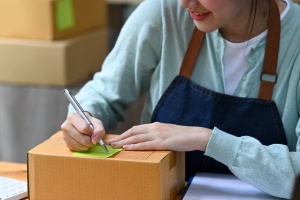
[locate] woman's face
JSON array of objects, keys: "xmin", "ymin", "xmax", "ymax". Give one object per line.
[{"xmin": 180, "ymin": 0, "xmax": 252, "ymax": 40}]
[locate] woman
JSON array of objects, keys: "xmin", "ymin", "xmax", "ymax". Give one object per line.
[{"xmin": 61, "ymin": 0, "xmax": 300, "ymax": 198}]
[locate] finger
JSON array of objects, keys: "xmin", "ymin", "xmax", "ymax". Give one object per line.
[
  {"xmin": 62, "ymin": 120, "xmax": 94, "ymax": 148},
  {"xmin": 89, "ymin": 117, "xmax": 106, "ymax": 145},
  {"xmin": 108, "ymin": 124, "xmax": 149, "ymax": 144},
  {"xmin": 111, "ymin": 132, "xmax": 154, "ymax": 148},
  {"xmin": 65, "ymin": 142, "xmax": 90, "ymax": 152},
  {"xmin": 123, "ymin": 140, "xmax": 164, "ymax": 151},
  {"xmin": 68, "ymin": 113, "xmax": 93, "ymax": 136},
  {"xmin": 62, "ymin": 132, "xmax": 91, "ymax": 151}
]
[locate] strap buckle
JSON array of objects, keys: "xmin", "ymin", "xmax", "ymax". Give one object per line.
[{"xmin": 260, "ymin": 72, "xmax": 277, "ymax": 83}]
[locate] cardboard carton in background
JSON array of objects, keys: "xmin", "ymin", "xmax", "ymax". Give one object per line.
[
  {"xmin": 28, "ymin": 132, "xmax": 185, "ymax": 200},
  {"xmin": 294, "ymin": 0, "xmax": 300, "ymax": 4},
  {"xmin": 0, "ymin": 0, "xmax": 107, "ymax": 40},
  {"xmin": 0, "ymin": 28, "xmax": 108, "ymax": 86}
]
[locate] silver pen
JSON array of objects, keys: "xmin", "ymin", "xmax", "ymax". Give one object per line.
[{"xmin": 63, "ymin": 89, "xmax": 109, "ymax": 153}]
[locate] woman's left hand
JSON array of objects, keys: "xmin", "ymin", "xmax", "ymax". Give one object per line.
[{"xmin": 108, "ymin": 122, "xmax": 212, "ymax": 152}]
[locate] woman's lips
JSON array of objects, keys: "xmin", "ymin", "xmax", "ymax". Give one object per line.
[{"xmin": 189, "ymin": 11, "xmax": 210, "ymax": 21}]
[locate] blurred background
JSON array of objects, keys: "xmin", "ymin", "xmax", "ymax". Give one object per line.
[
  {"xmin": 1, "ymin": 0, "xmax": 300, "ymax": 164},
  {"xmin": 0, "ymin": 0, "xmax": 143, "ymax": 163}
]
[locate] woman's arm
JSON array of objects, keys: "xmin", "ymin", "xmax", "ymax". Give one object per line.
[
  {"xmin": 67, "ymin": 0, "xmax": 163, "ymax": 131},
  {"xmin": 205, "ymin": 126, "xmax": 300, "ymax": 199}
]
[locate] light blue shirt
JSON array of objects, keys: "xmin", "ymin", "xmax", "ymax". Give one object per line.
[{"xmin": 69, "ymin": 0, "xmax": 300, "ymax": 198}]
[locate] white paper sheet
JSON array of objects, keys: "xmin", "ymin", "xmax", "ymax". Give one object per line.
[{"xmin": 182, "ymin": 173, "xmax": 281, "ymax": 200}]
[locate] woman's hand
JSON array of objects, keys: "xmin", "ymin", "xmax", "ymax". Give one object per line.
[
  {"xmin": 108, "ymin": 122, "xmax": 212, "ymax": 152},
  {"xmin": 61, "ymin": 112, "xmax": 105, "ymax": 152}
]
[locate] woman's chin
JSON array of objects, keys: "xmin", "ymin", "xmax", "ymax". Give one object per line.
[{"xmin": 194, "ymin": 22, "xmax": 218, "ymax": 33}]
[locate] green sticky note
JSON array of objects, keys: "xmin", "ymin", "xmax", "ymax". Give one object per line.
[
  {"xmin": 55, "ymin": 0, "xmax": 75, "ymax": 32},
  {"xmin": 73, "ymin": 145, "xmax": 123, "ymax": 158}
]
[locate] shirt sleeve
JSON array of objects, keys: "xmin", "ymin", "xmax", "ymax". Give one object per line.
[
  {"xmin": 205, "ymin": 25, "xmax": 300, "ymax": 199},
  {"xmin": 68, "ymin": 0, "xmax": 162, "ymax": 131},
  {"xmin": 205, "ymin": 124, "xmax": 300, "ymax": 199}
]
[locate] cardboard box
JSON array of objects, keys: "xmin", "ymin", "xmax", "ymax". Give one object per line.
[
  {"xmin": 294, "ymin": 0, "xmax": 300, "ymax": 4},
  {"xmin": 28, "ymin": 132, "xmax": 185, "ymax": 200},
  {"xmin": 0, "ymin": 28, "xmax": 108, "ymax": 86},
  {"xmin": 0, "ymin": 0, "xmax": 107, "ymax": 40}
]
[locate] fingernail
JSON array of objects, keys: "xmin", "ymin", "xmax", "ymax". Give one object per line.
[
  {"xmin": 108, "ymin": 137, "xmax": 118, "ymax": 143},
  {"xmin": 108, "ymin": 138, "xmax": 117, "ymax": 143},
  {"xmin": 92, "ymin": 134, "xmax": 100, "ymax": 145},
  {"xmin": 123, "ymin": 145, "xmax": 132, "ymax": 150},
  {"xmin": 111, "ymin": 142, "xmax": 119, "ymax": 147}
]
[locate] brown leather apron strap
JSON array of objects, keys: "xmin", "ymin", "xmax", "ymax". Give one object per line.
[
  {"xmin": 259, "ymin": 0, "xmax": 281, "ymax": 101},
  {"xmin": 180, "ymin": 28, "xmax": 204, "ymax": 79},
  {"xmin": 180, "ymin": 0, "xmax": 280, "ymax": 101}
]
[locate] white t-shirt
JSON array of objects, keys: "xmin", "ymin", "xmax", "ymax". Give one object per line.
[{"xmin": 223, "ymin": 0, "xmax": 289, "ymax": 95}]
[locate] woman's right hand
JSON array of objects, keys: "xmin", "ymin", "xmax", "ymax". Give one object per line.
[{"xmin": 61, "ymin": 112, "xmax": 106, "ymax": 152}]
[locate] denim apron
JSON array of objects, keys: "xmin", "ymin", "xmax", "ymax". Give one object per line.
[{"xmin": 151, "ymin": 0, "xmax": 287, "ymax": 179}]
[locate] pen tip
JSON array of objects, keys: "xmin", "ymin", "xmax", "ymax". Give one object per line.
[{"xmin": 104, "ymin": 145, "xmax": 109, "ymax": 154}]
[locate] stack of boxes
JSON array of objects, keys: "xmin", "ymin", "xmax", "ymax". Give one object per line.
[{"xmin": 0, "ymin": 0, "xmax": 108, "ymax": 86}]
